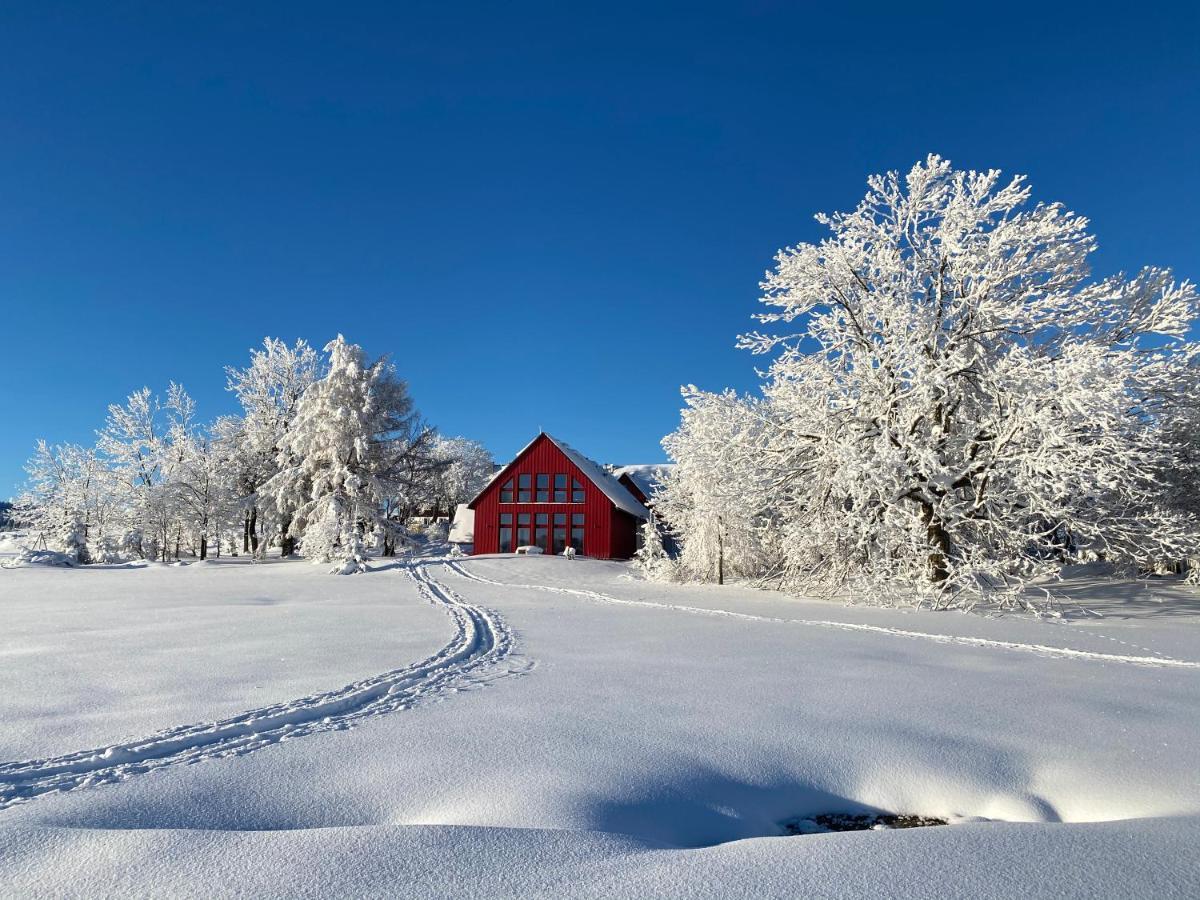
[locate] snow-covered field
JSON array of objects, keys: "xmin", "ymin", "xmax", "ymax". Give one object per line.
[{"xmin": 2, "ymin": 548, "xmax": 1200, "ymax": 898}]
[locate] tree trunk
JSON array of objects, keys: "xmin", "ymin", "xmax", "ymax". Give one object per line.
[
  {"xmin": 199, "ymin": 535, "xmax": 208, "ymax": 560},
  {"xmin": 716, "ymin": 518, "xmax": 724, "ymax": 586},
  {"xmin": 243, "ymin": 513, "xmax": 250, "ymax": 553},
  {"xmin": 920, "ymin": 502, "xmax": 951, "ymax": 583},
  {"xmin": 249, "ymin": 507, "xmax": 259, "ymax": 553},
  {"xmin": 280, "ymin": 514, "xmax": 296, "ymax": 557}
]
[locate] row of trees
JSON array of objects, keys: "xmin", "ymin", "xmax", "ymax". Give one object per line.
[
  {"xmin": 19, "ymin": 336, "xmax": 492, "ymax": 571},
  {"xmin": 652, "ymin": 156, "xmax": 1200, "ymax": 607}
]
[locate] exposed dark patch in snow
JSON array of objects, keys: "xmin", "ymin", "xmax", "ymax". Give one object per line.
[{"xmin": 783, "ymin": 813, "xmax": 949, "ymax": 834}]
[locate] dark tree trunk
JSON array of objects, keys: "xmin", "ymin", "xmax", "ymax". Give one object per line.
[
  {"xmin": 921, "ymin": 502, "xmax": 951, "ymax": 583},
  {"xmin": 716, "ymin": 517, "xmax": 724, "ymax": 586},
  {"xmin": 243, "ymin": 513, "xmax": 250, "ymax": 553},
  {"xmin": 249, "ymin": 508, "xmax": 259, "ymax": 553},
  {"xmin": 280, "ymin": 514, "xmax": 296, "ymax": 557},
  {"xmin": 199, "ymin": 536, "xmax": 208, "ymax": 560}
]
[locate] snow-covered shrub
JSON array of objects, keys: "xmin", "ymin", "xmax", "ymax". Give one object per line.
[
  {"xmin": 663, "ymin": 155, "xmax": 1200, "ymax": 608},
  {"xmin": 633, "ymin": 516, "xmax": 675, "ymax": 582},
  {"xmin": 421, "ymin": 518, "xmax": 449, "ymax": 541},
  {"xmin": 90, "ymin": 534, "xmax": 126, "ymax": 564},
  {"xmin": 58, "ymin": 514, "xmax": 91, "ymax": 566},
  {"xmin": 301, "ymin": 493, "xmax": 369, "ymax": 574}
]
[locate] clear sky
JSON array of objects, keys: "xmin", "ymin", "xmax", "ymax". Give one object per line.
[{"xmin": 1, "ymin": 1, "xmax": 1197, "ymax": 496}]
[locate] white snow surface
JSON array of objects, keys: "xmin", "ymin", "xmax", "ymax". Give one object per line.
[{"xmin": 2, "ymin": 553, "xmax": 1200, "ymax": 898}]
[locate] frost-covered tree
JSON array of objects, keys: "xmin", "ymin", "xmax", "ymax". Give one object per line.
[
  {"xmin": 161, "ymin": 385, "xmax": 234, "ymax": 560},
  {"xmin": 1161, "ymin": 361, "xmax": 1200, "ymax": 580},
  {"xmin": 667, "ymin": 155, "xmax": 1199, "ymax": 607},
  {"xmin": 224, "ymin": 338, "xmax": 321, "ymax": 555},
  {"xmin": 632, "ymin": 514, "xmax": 674, "ymax": 581},
  {"xmin": 657, "ymin": 388, "xmax": 784, "ymax": 584},
  {"xmin": 424, "ymin": 436, "xmax": 494, "ymax": 519},
  {"xmin": 20, "ymin": 441, "xmax": 108, "ymax": 564},
  {"xmin": 260, "ymin": 335, "xmax": 425, "ymax": 572}
]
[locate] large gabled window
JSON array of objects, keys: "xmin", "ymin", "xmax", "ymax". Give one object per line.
[
  {"xmin": 500, "ymin": 479, "xmax": 514, "ymax": 503},
  {"xmin": 572, "ymin": 478, "xmax": 585, "ymax": 504},
  {"xmin": 536, "ymin": 473, "xmax": 550, "ymax": 502},
  {"xmin": 518, "ymin": 474, "xmax": 532, "ymax": 503}
]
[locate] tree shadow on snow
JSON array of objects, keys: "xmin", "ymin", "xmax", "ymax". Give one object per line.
[{"xmin": 573, "ymin": 766, "xmax": 897, "ymax": 849}]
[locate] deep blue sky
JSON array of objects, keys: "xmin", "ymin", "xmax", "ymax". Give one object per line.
[{"xmin": 1, "ymin": 1, "xmax": 1197, "ymax": 497}]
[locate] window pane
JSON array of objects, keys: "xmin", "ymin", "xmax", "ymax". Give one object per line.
[
  {"xmin": 554, "ymin": 513, "xmax": 566, "ymax": 525},
  {"xmin": 554, "ymin": 490, "xmax": 567, "ymax": 502},
  {"xmin": 499, "ymin": 527, "xmax": 512, "ymax": 553},
  {"xmin": 572, "ymin": 514, "xmax": 584, "ymax": 526},
  {"xmin": 503, "ymin": 479, "xmax": 514, "ymax": 489},
  {"xmin": 554, "ymin": 474, "xmax": 567, "ymax": 489},
  {"xmin": 572, "ymin": 491, "xmax": 585, "ymax": 503},
  {"xmin": 536, "ymin": 489, "xmax": 550, "ymax": 502},
  {"xmin": 518, "ymin": 513, "xmax": 530, "ymax": 524},
  {"xmin": 570, "ymin": 528, "xmax": 584, "ymax": 552},
  {"xmin": 501, "ymin": 490, "xmax": 513, "ymax": 503},
  {"xmin": 535, "ymin": 513, "xmax": 548, "ymax": 525},
  {"xmin": 500, "ymin": 513, "xmax": 512, "ymax": 524},
  {"xmin": 535, "ymin": 527, "xmax": 548, "ymax": 550},
  {"xmin": 519, "ymin": 474, "xmax": 531, "ymax": 488},
  {"xmin": 553, "ymin": 528, "xmax": 567, "ymax": 554},
  {"xmin": 517, "ymin": 527, "xmax": 530, "ymax": 545},
  {"xmin": 537, "ymin": 474, "xmax": 549, "ymax": 489},
  {"xmin": 518, "ymin": 490, "xmax": 531, "ymax": 502},
  {"xmin": 572, "ymin": 479, "xmax": 583, "ymax": 489}
]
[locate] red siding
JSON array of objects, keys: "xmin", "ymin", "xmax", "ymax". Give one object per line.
[
  {"xmin": 610, "ymin": 509, "xmax": 639, "ymax": 560},
  {"xmin": 470, "ymin": 434, "xmax": 633, "ymax": 559}
]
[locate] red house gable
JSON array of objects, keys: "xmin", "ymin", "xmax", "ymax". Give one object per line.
[{"xmin": 468, "ymin": 433, "xmax": 648, "ymax": 559}]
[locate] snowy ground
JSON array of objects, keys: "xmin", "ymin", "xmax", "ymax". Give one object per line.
[{"xmin": 2, "ymin": 547, "xmax": 1200, "ymax": 898}]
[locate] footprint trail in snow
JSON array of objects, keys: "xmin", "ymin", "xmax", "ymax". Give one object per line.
[
  {"xmin": 0, "ymin": 561, "xmax": 526, "ymax": 811},
  {"xmin": 445, "ymin": 561, "xmax": 1200, "ymax": 670}
]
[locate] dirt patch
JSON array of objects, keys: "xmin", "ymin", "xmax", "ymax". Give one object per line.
[{"xmin": 783, "ymin": 813, "xmax": 948, "ymax": 834}]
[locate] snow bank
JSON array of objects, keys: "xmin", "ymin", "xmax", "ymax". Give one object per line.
[
  {"xmin": 3, "ymin": 548, "xmax": 77, "ymax": 569},
  {"xmin": 2, "ymin": 555, "xmax": 1199, "ymax": 896}
]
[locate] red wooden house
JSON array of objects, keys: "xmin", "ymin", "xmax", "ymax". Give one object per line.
[{"xmin": 468, "ymin": 433, "xmax": 649, "ymax": 559}]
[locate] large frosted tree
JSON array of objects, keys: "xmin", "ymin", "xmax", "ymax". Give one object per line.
[
  {"xmin": 668, "ymin": 155, "xmax": 1199, "ymax": 606},
  {"xmin": 260, "ymin": 335, "xmax": 423, "ymax": 572},
  {"xmin": 224, "ymin": 338, "xmax": 321, "ymax": 555}
]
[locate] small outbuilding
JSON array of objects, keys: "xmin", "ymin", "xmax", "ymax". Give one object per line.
[
  {"xmin": 448, "ymin": 503, "xmax": 475, "ymax": 551},
  {"xmin": 467, "ymin": 433, "xmax": 649, "ymax": 559}
]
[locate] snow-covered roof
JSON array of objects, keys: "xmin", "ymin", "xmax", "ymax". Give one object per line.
[
  {"xmin": 611, "ymin": 464, "xmax": 674, "ymax": 502},
  {"xmin": 546, "ymin": 435, "xmax": 649, "ymax": 518},
  {"xmin": 467, "ymin": 433, "xmax": 649, "ymax": 519},
  {"xmin": 448, "ymin": 505, "xmax": 474, "ymax": 544}
]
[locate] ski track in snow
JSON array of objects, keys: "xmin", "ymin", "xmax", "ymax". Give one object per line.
[
  {"xmin": 0, "ymin": 562, "xmax": 525, "ymax": 811},
  {"xmin": 445, "ymin": 561, "xmax": 1200, "ymax": 671}
]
